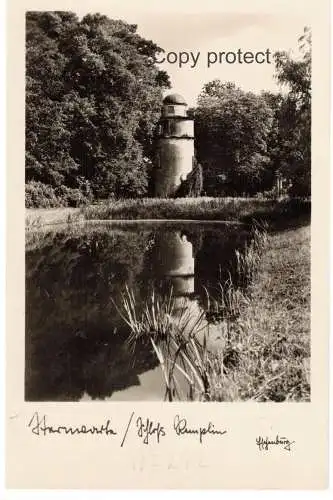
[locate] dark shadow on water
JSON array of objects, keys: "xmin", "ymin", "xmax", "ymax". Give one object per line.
[{"xmin": 25, "ymin": 222, "xmax": 250, "ymax": 401}]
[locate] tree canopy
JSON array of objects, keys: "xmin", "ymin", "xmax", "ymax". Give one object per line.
[
  {"xmin": 26, "ymin": 17, "xmax": 311, "ymax": 205},
  {"xmin": 273, "ymin": 27, "xmax": 311, "ymax": 196},
  {"xmin": 194, "ymin": 81, "xmax": 273, "ymax": 195},
  {"xmin": 26, "ymin": 11, "xmax": 170, "ymax": 204},
  {"xmin": 192, "ymin": 28, "xmax": 311, "ymax": 197}
]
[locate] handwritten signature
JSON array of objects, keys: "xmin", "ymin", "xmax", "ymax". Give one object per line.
[
  {"xmin": 27, "ymin": 412, "xmax": 227, "ymax": 446},
  {"xmin": 174, "ymin": 415, "xmax": 227, "ymax": 444},
  {"xmin": 28, "ymin": 412, "xmax": 117, "ymax": 437},
  {"xmin": 136, "ymin": 416, "xmax": 166, "ymax": 445},
  {"xmin": 256, "ymin": 435, "xmax": 295, "ymax": 451}
]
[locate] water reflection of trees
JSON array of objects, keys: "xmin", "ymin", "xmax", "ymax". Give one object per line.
[
  {"xmin": 25, "ymin": 229, "xmax": 159, "ymax": 401},
  {"xmin": 194, "ymin": 226, "xmax": 249, "ymax": 303},
  {"xmin": 26, "ymin": 224, "xmax": 249, "ymax": 401},
  {"xmin": 142, "ymin": 225, "xmax": 249, "ymax": 304}
]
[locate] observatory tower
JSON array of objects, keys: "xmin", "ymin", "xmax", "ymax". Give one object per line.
[{"xmin": 155, "ymin": 93, "xmax": 194, "ymax": 197}]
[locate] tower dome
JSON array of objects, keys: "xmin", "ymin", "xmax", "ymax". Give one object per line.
[
  {"xmin": 162, "ymin": 93, "xmax": 188, "ymax": 119},
  {"xmin": 163, "ymin": 93, "xmax": 187, "ymax": 106}
]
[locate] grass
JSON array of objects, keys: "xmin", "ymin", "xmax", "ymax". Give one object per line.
[
  {"xmin": 117, "ymin": 223, "xmax": 310, "ymax": 402},
  {"xmin": 213, "ymin": 224, "xmax": 311, "ymax": 402},
  {"xmin": 26, "ymin": 196, "xmax": 310, "ymax": 229},
  {"xmin": 82, "ymin": 197, "xmax": 265, "ymax": 221},
  {"xmin": 82, "ymin": 196, "xmax": 310, "ymax": 223},
  {"xmin": 25, "ymin": 195, "xmax": 311, "ymax": 401},
  {"xmin": 25, "ymin": 207, "xmax": 83, "ymax": 229}
]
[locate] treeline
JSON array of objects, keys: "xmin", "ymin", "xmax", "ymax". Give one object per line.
[
  {"xmin": 25, "ymin": 12, "xmax": 311, "ymax": 207},
  {"xmin": 193, "ymin": 27, "xmax": 311, "ymax": 198},
  {"xmin": 25, "ymin": 11, "xmax": 170, "ymax": 207}
]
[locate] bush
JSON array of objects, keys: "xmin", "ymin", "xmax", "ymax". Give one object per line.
[
  {"xmin": 25, "ymin": 181, "xmax": 64, "ymax": 208},
  {"xmin": 56, "ymin": 185, "xmax": 93, "ymax": 208},
  {"xmin": 26, "ymin": 181, "xmax": 93, "ymax": 208},
  {"xmin": 175, "ymin": 162, "xmax": 203, "ymax": 198}
]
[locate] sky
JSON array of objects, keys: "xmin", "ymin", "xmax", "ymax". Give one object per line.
[{"xmin": 75, "ymin": 3, "xmax": 310, "ymax": 106}]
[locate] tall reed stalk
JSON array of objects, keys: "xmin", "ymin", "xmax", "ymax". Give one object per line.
[
  {"xmin": 116, "ymin": 225, "xmax": 269, "ymax": 401},
  {"xmin": 235, "ymin": 222, "xmax": 268, "ymax": 287}
]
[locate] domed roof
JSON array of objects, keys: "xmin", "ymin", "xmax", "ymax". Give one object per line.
[{"xmin": 163, "ymin": 93, "xmax": 187, "ymax": 105}]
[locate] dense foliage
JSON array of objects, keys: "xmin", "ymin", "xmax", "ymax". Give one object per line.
[
  {"xmin": 26, "ymin": 14, "xmax": 311, "ymax": 205},
  {"xmin": 273, "ymin": 27, "xmax": 311, "ymax": 196},
  {"xmin": 194, "ymin": 28, "xmax": 311, "ymax": 197},
  {"xmin": 194, "ymin": 81, "xmax": 273, "ymax": 196},
  {"xmin": 26, "ymin": 11, "xmax": 170, "ymax": 206}
]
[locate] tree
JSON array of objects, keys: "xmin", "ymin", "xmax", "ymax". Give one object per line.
[
  {"xmin": 26, "ymin": 11, "xmax": 170, "ymax": 204},
  {"xmin": 273, "ymin": 27, "xmax": 311, "ymax": 196},
  {"xmin": 174, "ymin": 158, "xmax": 203, "ymax": 197},
  {"xmin": 260, "ymin": 91, "xmax": 288, "ymax": 193},
  {"xmin": 194, "ymin": 81, "xmax": 273, "ymax": 195}
]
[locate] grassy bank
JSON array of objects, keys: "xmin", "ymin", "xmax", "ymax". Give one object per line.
[
  {"xmin": 211, "ymin": 224, "xmax": 311, "ymax": 401},
  {"xmin": 82, "ymin": 197, "xmax": 269, "ymax": 220},
  {"xmin": 118, "ymin": 223, "xmax": 310, "ymax": 402},
  {"xmin": 26, "ymin": 207, "xmax": 83, "ymax": 229},
  {"xmin": 26, "ymin": 196, "xmax": 311, "ymax": 229},
  {"xmin": 83, "ymin": 197, "xmax": 310, "ymax": 225}
]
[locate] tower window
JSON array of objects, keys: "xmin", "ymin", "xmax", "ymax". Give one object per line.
[{"xmin": 167, "ymin": 105, "xmax": 175, "ymax": 114}]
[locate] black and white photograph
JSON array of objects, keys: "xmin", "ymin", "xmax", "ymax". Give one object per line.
[
  {"xmin": 5, "ymin": 0, "xmax": 332, "ymax": 491},
  {"xmin": 24, "ymin": 7, "xmax": 312, "ymax": 404}
]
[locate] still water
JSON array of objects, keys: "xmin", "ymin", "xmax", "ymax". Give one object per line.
[{"xmin": 25, "ymin": 221, "xmax": 249, "ymax": 401}]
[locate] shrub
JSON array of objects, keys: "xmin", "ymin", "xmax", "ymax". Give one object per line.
[
  {"xmin": 26, "ymin": 181, "xmax": 94, "ymax": 208},
  {"xmin": 55, "ymin": 185, "xmax": 93, "ymax": 208},
  {"xmin": 25, "ymin": 181, "xmax": 64, "ymax": 208}
]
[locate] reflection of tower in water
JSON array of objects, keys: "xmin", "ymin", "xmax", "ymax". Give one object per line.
[
  {"xmin": 152, "ymin": 231, "xmax": 200, "ymax": 319},
  {"xmin": 149, "ymin": 228, "xmax": 226, "ymax": 363}
]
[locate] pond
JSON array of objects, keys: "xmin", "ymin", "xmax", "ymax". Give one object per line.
[{"xmin": 25, "ymin": 221, "xmax": 250, "ymax": 401}]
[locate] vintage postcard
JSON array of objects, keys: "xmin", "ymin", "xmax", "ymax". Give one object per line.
[{"xmin": 6, "ymin": 0, "xmax": 330, "ymax": 490}]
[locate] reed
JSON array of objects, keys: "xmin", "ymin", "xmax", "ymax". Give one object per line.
[
  {"xmin": 115, "ymin": 286, "xmax": 211, "ymax": 401},
  {"xmin": 115, "ymin": 225, "xmax": 268, "ymax": 401},
  {"xmin": 116, "ymin": 223, "xmax": 310, "ymax": 402},
  {"xmin": 235, "ymin": 222, "xmax": 268, "ymax": 287}
]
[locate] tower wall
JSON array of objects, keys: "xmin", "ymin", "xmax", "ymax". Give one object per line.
[
  {"xmin": 160, "ymin": 118, "xmax": 194, "ymax": 138},
  {"xmin": 155, "ymin": 137, "xmax": 194, "ymax": 197}
]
